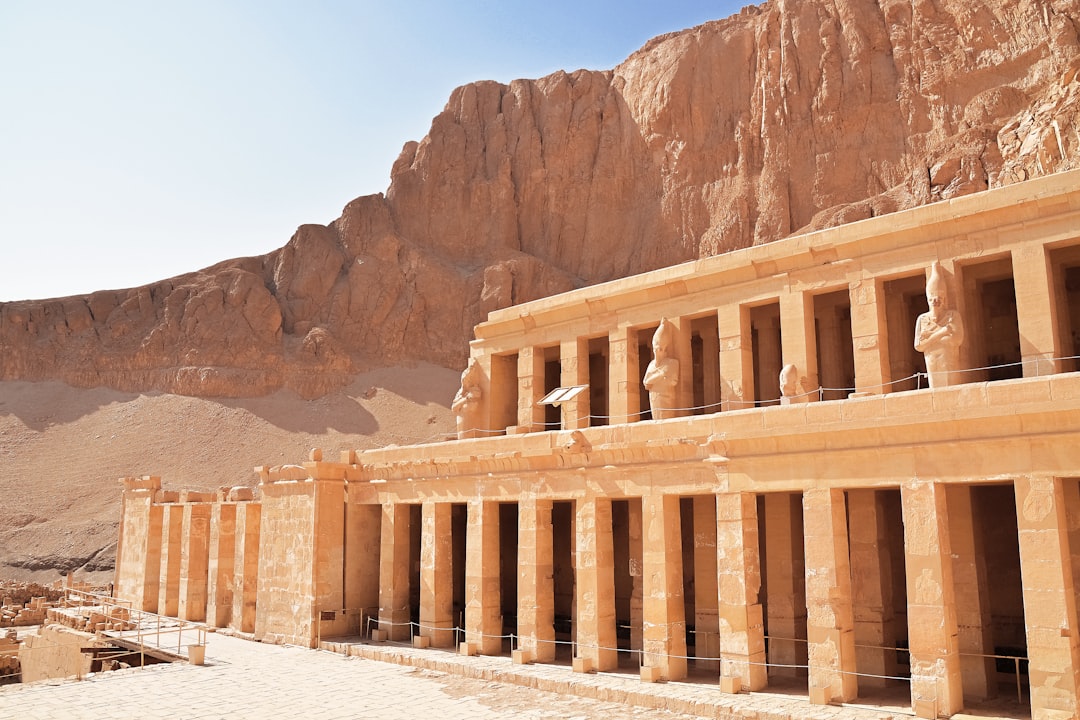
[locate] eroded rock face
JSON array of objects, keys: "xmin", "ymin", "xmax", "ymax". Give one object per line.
[{"xmin": 2, "ymin": 0, "xmax": 1078, "ymax": 397}]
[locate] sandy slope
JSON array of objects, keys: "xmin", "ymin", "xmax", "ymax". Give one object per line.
[{"xmin": 0, "ymin": 363, "xmax": 460, "ymax": 583}]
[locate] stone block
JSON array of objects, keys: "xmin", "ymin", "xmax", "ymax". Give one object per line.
[
  {"xmin": 808, "ymin": 684, "xmax": 831, "ymax": 705},
  {"xmin": 370, "ymin": 629, "xmax": 387, "ymax": 642},
  {"xmin": 511, "ymin": 649, "xmax": 532, "ymax": 665},
  {"xmin": 640, "ymin": 665, "xmax": 663, "ymax": 683},
  {"xmin": 572, "ymin": 656, "xmax": 594, "ymax": 674},
  {"xmin": 719, "ymin": 674, "xmax": 741, "ymax": 694},
  {"xmin": 412, "ymin": 635, "xmax": 430, "ymax": 649},
  {"xmin": 458, "ymin": 642, "xmax": 477, "ymax": 656}
]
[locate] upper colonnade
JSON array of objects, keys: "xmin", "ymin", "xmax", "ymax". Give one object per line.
[{"xmin": 455, "ymin": 169, "xmax": 1080, "ymax": 438}]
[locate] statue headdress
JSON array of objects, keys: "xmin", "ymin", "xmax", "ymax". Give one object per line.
[
  {"xmin": 926, "ymin": 261, "xmax": 948, "ymax": 299},
  {"xmin": 652, "ymin": 317, "xmax": 674, "ymax": 350}
]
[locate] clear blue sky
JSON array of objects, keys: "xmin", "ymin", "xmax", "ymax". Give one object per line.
[{"xmin": 0, "ymin": 1, "xmax": 748, "ymax": 302}]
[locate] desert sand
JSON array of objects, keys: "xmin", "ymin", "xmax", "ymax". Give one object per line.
[{"xmin": 0, "ymin": 364, "xmax": 460, "ymax": 582}]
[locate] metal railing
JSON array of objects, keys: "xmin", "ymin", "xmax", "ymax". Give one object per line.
[{"xmin": 64, "ymin": 588, "xmax": 208, "ymax": 663}]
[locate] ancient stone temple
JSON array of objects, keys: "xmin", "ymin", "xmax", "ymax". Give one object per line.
[{"xmin": 114, "ymin": 170, "xmax": 1080, "ymax": 719}]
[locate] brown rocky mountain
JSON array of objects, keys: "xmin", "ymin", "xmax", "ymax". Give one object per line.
[
  {"xmin": 1, "ymin": 0, "xmax": 1079, "ymax": 577},
  {"xmin": 2, "ymin": 0, "xmax": 1078, "ymax": 399}
]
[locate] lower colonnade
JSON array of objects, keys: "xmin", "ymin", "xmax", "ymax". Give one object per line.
[{"xmin": 115, "ymin": 372, "xmax": 1080, "ymax": 720}]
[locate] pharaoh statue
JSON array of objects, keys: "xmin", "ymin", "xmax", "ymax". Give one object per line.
[
  {"xmin": 451, "ymin": 358, "xmax": 483, "ymax": 439},
  {"xmin": 643, "ymin": 318, "xmax": 680, "ymax": 420},
  {"xmin": 779, "ymin": 363, "xmax": 802, "ymax": 405},
  {"xmin": 914, "ymin": 261, "xmax": 965, "ymax": 388}
]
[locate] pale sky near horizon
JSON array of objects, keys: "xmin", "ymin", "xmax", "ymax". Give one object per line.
[{"xmin": 0, "ymin": 1, "xmax": 747, "ymax": 303}]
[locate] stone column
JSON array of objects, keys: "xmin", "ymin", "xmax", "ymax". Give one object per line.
[
  {"xmin": 206, "ymin": 502, "xmax": 237, "ymax": 628},
  {"xmin": 755, "ymin": 314, "xmax": 783, "ymax": 404},
  {"xmin": 178, "ymin": 503, "xmax": 211, "ymax": 622},
  {"xmin": 516, "ymin": 497, "xmax": 555, "ymax": 663},
  {"xmin": 464, "ymin": 500, "xmax": 502, "ymax": 655},
  {"xmin": 629, "ymin": 498, "xmax": 644, "ymax": 653},
  {"xmin": 640, "ymin": 494, "xmax": 688, "ymax": 681},
  {"xmin": 945, "ymin": 485, "xmax": 995, "ymax": 701},
  {"xmin": 609, "ymin": 325, "xmax": 640, "ymax": 424},
  {"xmin": 560, "ymin": 337, "xmax": 590, "ymax": 429},
  {"xmin": 763, "ymin": 493, "xmax": 807, "ymax": 677},
  {"xmin": 694, "ymin": 496, "xmax": 720, "ymax": 672},
  {"xmin": 901, "ymin": 480, "xmax": 963, "ymax": 718},
  {"xmin": 780, "ymin": 290, "xmax": 818, "ymax": 400},
  {"xmin": 344, "ymin": 501, "xmax": 381, "ymax": 637},
  {"xmin": 1012, "ymin": 245, "xmax": 1063, "ymax": 376},
  {"xmin": 803, "ymin": 488, "xmax": 857, "ymax": 704},
  {"xmin": 312, "ymin": 474, "xmax": 347, "ymax": 641},
  {"xmin": 574, "ymin": 496, "xmax": 618, "ymax": 672},
  {"xmin": 114, "ymin": 477, "xmax": 163, "ymax": 612},
  {"xmin": 701, "ymin": 322, "xmax": 722, "ymax": 413},
  {"xmin": 378, "ymin": 503, "xmax": 412, "ymax": 641},
  {"xmin": 848, "ymin": 490, "xmax": 898, "ymax": 688},
  {"xmin": 232, "ymin": 502, "xmax": 260, "ymax": 634},
  {"xmin": 158, "ymin": 504, "xmax": 184, "ymax": 618},
  {"xmin": 669, "ymin": 315, "xmax": 694, "ymax": 417},
  {"xmin": 718, "ymin": 305, "xmax": 753, "ymax": 410},
  {"xmin": 143, "ymin": 504, "xmax": 164, "ymax": 614},
  {"xmin": 849, "ymin": 277, "xmax": 891, "ymax": 394},
  {"xmin": 518, "ymin": 346, "xmax": 546, "ymax": 432},
  {"xmin": 716, "ymin": 493, "xmax": 767, "ymax": 692},
  {"xmin": 1014, "ymin": 476, "xmax": 1080, "ymax": 719},
  {"xmin": 420, "ymin": 501, "xmax": 455, "ymax": 648}
]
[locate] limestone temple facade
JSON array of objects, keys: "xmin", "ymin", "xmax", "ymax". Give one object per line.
[{"xmin": 114, "ymin": 170, "xmax": 1080, "ymax": 719}]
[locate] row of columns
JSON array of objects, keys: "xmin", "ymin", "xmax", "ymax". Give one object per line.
[
  {"xmin": 115, "ymin": 494, "xmax": 261, "ymax": 633},
  {"xmin": 374, "ymin": 478, "xmax": 1080, "ymax": 719},
  {"xmin": 491, "ymin": 245, "xmax": 1066, "ymax": 432}
]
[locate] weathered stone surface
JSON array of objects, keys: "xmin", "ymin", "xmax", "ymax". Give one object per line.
[{"xmin": 1, "ymin": 0, "xmax": 1077, "ymax": 397}]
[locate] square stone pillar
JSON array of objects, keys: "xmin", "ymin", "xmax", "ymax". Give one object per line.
[
  {"xmin": 465, "ymin": 500, "xmax": 502, "ymax": 655},
  {"xmin": 206, "ymin": 503, "xmax": 237, "ymax": 628},
  {"xmin": 1012, "ymin": 245, "xmax": 1063, "ymax": 376},
  {"xmin": 379, "ymin": 503, "xmax": 413, "ymax": 641},
  {"xmin": 344, "ymin": 501, "xmax": 381, "ymax": 636},
  {"xmin": 629, "ymin": 498, "xmax": 644, "ymax": 653},
  {"xmin": 847, "ymin": 490, "xmax": 898, "ymax": 688},
  {"xmin": 158, "ymin": 504, "xmax": 184, "ymax": 618},
  {"xmin": 517, "ymin": 497, "xmax": 555, "ymax": 663},
  {"xmin": 518, "ymin": 346, "xmax": 546, "ymax": 431},
  {"xmin": 693, "ymin": 496, "xmax": 720, "ymax": 671},
  {"xmin": 780, "ymin": 290, "xmax": 818, "ymax": 400},
  {"xmin": 575, "ymin": 496, "xmax": 618, "ymax": 672},
  {"xmin": 849, "ymin": 277, "xmax": 891, "ymax": 394},
  {"xmin": 803, "ymin": 488, "xmax": 857, "ymax": 704},
  {"xmin": 641, "ymin": 494, "xmax": 688, "ymax": 680},
  {"xmin": 1014, "ymin": 476, "xmax": 1080, "ymax": 719},
  {"xmin": 178, "ymin": 503, "xmax": 211, "ymax": 622},
  {"xmin": 114, "ymin": 478, "xmax": 164, "ymax": 613},
  {"xmin": 945, "ymin": 485, "xmax": 995, "ymax": 701},
  {"xmin": 700, "ymin": 322, "xmax": 721, "ymax": 413},
  {"xmin": 420, "ymin": 501, "xmax": 455, "ymax": 648},
  {"xmin": 560, "ymin": 337, "xmax": 590, "ymax": 429},
  {"xmin": 669, "ymin": 315, "xmax": 695, "ymax": 417},
  {"xmin": 718, "ymin": 305, "xmax": 753, "ymax": 410},
  {"xmin": 716, "ymin": 493, "xmax": 767, "ymax": 692},
  {"xmin": 901, "ymin": 480, "xmax": 963, "ymax": 718},
  {"xmin": 763, "ymin": 493, "xmax": 807, "ymax": 677},
  {"xmin": 231, "ymin": 502, "xmax": 260, "ymax": 634},
  {"xmin": 609, "ymin": 325, "xmax": 640, "ymax": 424}
]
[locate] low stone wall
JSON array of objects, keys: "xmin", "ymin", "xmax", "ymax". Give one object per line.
[{"xmin": 18, "ymin": 624, "xmax": 103, "ymax": 683}]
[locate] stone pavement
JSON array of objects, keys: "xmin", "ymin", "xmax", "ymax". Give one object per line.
[{"xmin": 0, "ymin": 630, "xmax": 1016, "ymax": 720}]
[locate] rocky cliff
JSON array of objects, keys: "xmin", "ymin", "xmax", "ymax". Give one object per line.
[{"xmin": 2, "ymin": 0, "xmax": 1078, "ymax": 397}]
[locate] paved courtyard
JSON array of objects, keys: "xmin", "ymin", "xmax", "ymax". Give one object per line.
[{"xmin": 0, "ymin": 630, "xmax": 1021, "ymax": 720}]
